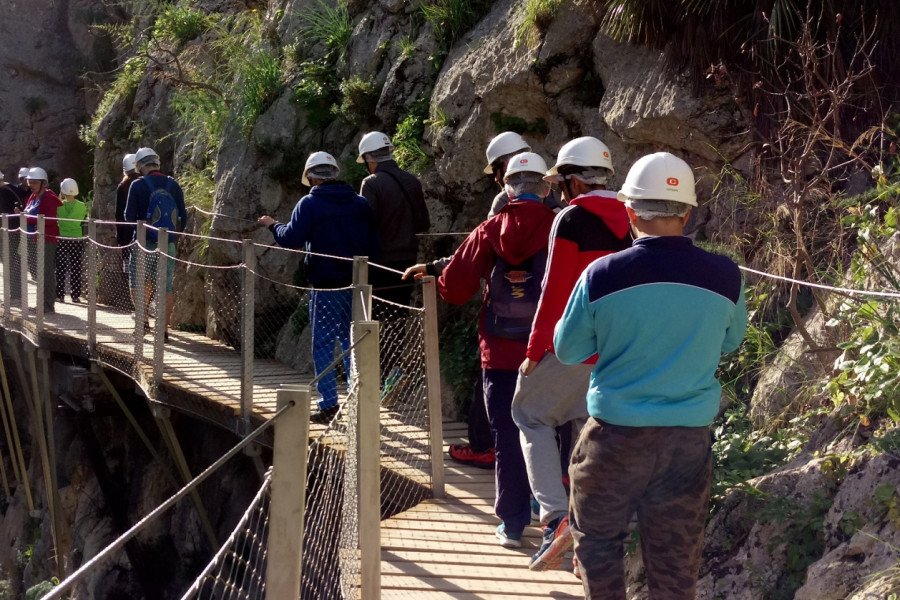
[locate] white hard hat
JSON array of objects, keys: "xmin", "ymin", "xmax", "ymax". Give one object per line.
[
  {"xmin": 356, "ymin": 131, "xmax": 393, "ymax": 163},
  {"xmin": 302, "ymin": 152, "xmax": 340, "ymax": 186},
  {"xmin": 123, "ymin": 153, "xmax": 137, "ymax": 173},
  {"xmin": 27, "ymin": 167, "xmax": 48, "ymax": 182},
  {"xmin": 617, "ymin": 152, "xmax": 697, "ymax": 207},
  {"xmin": 545, "ymin": 136, "xmax": 614, "ymax": 177},
  {"xmin": 18, "ymin": 167, "xmax": 30, "ymax": 180},
  {"xmin": 60, "ymin": 178, "xmax": 79, "ymax": 197},
  {"xmin": 484, "ymin": 132, "xmax": 531, "ymax": 174},
  {"xmin": 503, "ymin": 152, "xmax": 549, "ymax": 182},
  {"xmin": 135, "ymin": 147, "xmax": 160, "ymax": 168}
]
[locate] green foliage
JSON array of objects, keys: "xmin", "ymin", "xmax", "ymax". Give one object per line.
[
  {"xmin": 439, "ymin": 313, "xmax": 480, "ymax": 407},
  {"xmin": 292, "ymin": 61, "xmax": 341, "ymax": 130},
  {"xmin": 153, "ymin": 5, "xmax": 208, "ymax": 44},
  {"xmin": 515, "ymin": 0, "xmax": 562, "ymax": 48},
  {"xmin": 490, "ymin": 112, "xmax": 548, "ymax": 136},
  {"xmin": 419, "ymin": 0, "xmax": 493, "ymax": 58},
  {"xmin": 25, "ymin": 579, "xmax": 58, "ymax": 600},
  {"xmin": 298, "ymin": 0, "xmax": 353, "ymax": 65},
  {"xmin": 393, "ymin": 95, "xmax": 432, "ymax": 175},
  {"xmin": 398, "ymin": 34, "xmax": 417, "ymax": 59},
  {"xmin": 874, "ymin": 483, "xmax": 900, "ymax": 528},
  {"xmin": 170, "ymin": 89, "xmax": 227, "ymax": 151},
  {"xmin": 341, "ymin": 158, "xmax": 370, "ymax": 191},
  {"xmin": 335, "ymin": 76, "xmax": 380, "ymax": 125},
  {"xmin": 755, "ymin": 491, "xmax": 832, "ymax": 600},
  {"xmin": 237, "ymin": 49, "xmax": 283, "ymax": 135},
  {"xmin": 711, "ymin": 406, "xmax": 806, "ymax": 509},
  {"xmin": 79, "ymin": 57, "xmax": 145, "ymax": 147},
  {"xmin": 24, "ymin": 97, "xmax": 48, "ymax": 117}
]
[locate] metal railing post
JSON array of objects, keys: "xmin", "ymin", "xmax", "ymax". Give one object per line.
[
  {"xmin": 240, "ymin": 240, "xmax": 255, "ymax": 430},
  {"xmin": 152, "ymin": 228, "xmax": 168, "ymax": 391},
  {"xmin": 352, "ymin": 256, "xmax": 372, "ymax": 323},
  {"xmin": 133, "ymin": 222, "xmax": 147, "ymax": 373},
  {"xmin": 2, "ymin": 216, "xmax": 9, "ymax": 321},
  {"xmin": 421, "ymin": 276, "xmax": 445, "ymax": 498},
  {"xmin": 87, "ymin": 219, "xmax": 98, "ymax": 358},
  {"xmin": 36, "ymin": 216, "xmax": 45, "ymax": 331},
  {"xmin": 265, "ymin": 385, "xmax": 310, "ymax": 599},
  {"xmin": 19, "ymin": 218, "xmax": 27, "ymax": 318},
  {"xmin": 354, "ymin": 320, "xmax": 381, "ymax": 600}
]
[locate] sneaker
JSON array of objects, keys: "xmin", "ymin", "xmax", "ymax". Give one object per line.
[
  {"xmin": 531, "ymin": 496, "xmax": 541, "ymax": 523},
  {"xmin": 71, "ymin": 297, "xmax": 81, "ymax": 304},
  {"xmin": 310, "ymin": 404, "xmax": 339, "ymax": 424},
  {"xmin": 529, "ymin": 515, "xmax": 574, "ymax": 571},
  {"xmin": 495, "ymin": 523, "xmax": 523, "ymax": 549},
  {"xmin": 448, "ymin": 444, "xmax": 495, "ymax": 469},
  {"xmin": 573, "ymin": 555, "xmax": 581, "ymax": 579}
]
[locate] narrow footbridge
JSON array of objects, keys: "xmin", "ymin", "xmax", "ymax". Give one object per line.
[{"xmin": 0, "ymin": 216, "xmax": 581, "ymax": 599}]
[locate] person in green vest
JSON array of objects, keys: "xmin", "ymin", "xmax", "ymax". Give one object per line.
[{"xmin": 56, "ymin": 178, "xmax": 87, "ymax": 303}]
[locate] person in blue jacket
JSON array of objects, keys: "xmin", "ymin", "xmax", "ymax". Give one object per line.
[
  {"xmin": 125, "ymin": 147, "xmax": 188, "ymax": 340},
  {"xmin": 554, "ymin": 153, "xmax": 747, "ymax": 599},
  {"xmin": 259, "ymin": 152, "xmax": 379, "ymax": 424}
]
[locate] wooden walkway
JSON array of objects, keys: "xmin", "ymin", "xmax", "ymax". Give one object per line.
[
  {"xmin": 3, "ymin": 288, "xmax": 584, "ymax": 598},
  {"xmin": 381, "ymin": 421, "xmax": 584, "ymax": 599}
]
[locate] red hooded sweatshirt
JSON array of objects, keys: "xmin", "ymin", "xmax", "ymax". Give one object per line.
[
  {"xmin": 438, "ymin": 199, "xmax": 556, "ymax": 371},
  {"xmin": 525, "ymin": 190, "xmax": 632, "ymax": 362}
]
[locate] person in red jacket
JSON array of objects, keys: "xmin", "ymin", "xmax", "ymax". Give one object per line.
[
  {"xmin": 21, "ymin": 167, "xmax": 63, "ymax": 313},
  {"xmin": 438, "ymin": 152, "xmax": 556, "ymax": 548},
  {"xmin": 513, "ymin": 137, "xmax": 633, "ymax": 571}
]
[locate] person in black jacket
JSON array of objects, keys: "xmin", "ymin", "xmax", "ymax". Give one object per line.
[
  {"xmin": 357, "ymin": 131, "xmax": 429, "ymax": 307},
  {"xmin": 115, "ymin": 153, "xmax": 140, "ymax": 272}
]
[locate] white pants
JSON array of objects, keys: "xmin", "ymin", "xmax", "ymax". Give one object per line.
[{"xmin": 511, "ymin": 352, "xmax": 592, "ymax": 524}]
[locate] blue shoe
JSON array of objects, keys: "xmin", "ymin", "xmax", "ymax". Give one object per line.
[
  {"xmin": 529, "ymin": 515, "xmax": 573, "ymax": 571},
  {"xmin": 531, "ymin": 496, "xmax": 540, "ymax": 522},
  {"xmin": 495, "ymin": 523, "xmax": 523, "ymax": 548},
  {"xmin": 380, "ymin": 366, "xmax": 405, "ymax": 406}
]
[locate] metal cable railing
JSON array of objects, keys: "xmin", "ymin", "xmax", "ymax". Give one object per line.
[{"xmin": 0, "ymin": 214, "xmax": 445, "ymax": 599}]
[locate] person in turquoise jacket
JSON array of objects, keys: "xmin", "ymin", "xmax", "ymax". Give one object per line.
[
  {"xmin": 554, "ymin": 153, "xmax": 747, "ymax": 599},
  {"xmin": 56, "ymin": 178, "xmax": 87, "ymax": 303}
]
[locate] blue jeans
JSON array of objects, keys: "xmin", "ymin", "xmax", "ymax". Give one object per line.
[{"xmin": 310, "ymin": 289, "xmax": 352, "ymax": 409}]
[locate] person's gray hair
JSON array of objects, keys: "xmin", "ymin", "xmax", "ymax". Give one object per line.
[
  {"xmin": 504, "ymin": 173, "xmax": 550, "ymax": 200},
  {"xmin": 307, "ymin": 165, "xmax": 340, "ymax": 181},
  {"xmin": 366, "ymin": 147, "xmax": 393, "ymax": 163},
  {"xmin": 626, "ymin": 198, "xmax": 690, "ymax": 219},
  {"xmin": 569, "ymin": 168, "xmax": 611, "ymax": 187}
]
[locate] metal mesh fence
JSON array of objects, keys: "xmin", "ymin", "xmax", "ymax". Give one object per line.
[{"xmin": 182, "ymin": 470, "xmax": 272, "ymax": 600}]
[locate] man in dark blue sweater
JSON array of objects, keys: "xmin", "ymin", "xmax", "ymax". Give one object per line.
[
  {"xmin": 259, "ymin": 152, "xmax": 379, "ymax": 424},
  {"xmin": 555, "ymin": 152, "xmax": 747, "ymax": 599}
]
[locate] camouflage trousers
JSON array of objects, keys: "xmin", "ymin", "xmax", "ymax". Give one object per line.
[{"xmin": 569, "ymin": 418, "xmax": 712, "ymax": 600}]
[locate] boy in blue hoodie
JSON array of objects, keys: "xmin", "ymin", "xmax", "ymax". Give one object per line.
[{"xmin": 259, "ymin": 152, "xmax": 379, "ymax": 424}]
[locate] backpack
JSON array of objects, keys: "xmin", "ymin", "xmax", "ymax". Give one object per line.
[
  {"xmin": 483, "ymin": 248, "xmax": 548, "ymax": 340},
  {"xmin": 143, "ymin": 177, "xmax": 180, "ymax": 242}
]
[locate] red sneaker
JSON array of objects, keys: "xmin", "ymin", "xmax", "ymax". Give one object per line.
[{"xmin": 448, "ymin": 444, "xmax": 495, "ymax": 469}]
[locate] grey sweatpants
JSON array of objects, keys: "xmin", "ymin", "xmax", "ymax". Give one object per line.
[{"xmin": 511, "ymin": 352, "xmax": 592, "ymax": 524}]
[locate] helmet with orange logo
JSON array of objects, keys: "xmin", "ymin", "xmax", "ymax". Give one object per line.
[
  {"xmin": 503, "ymin": 152, "xmax": 549, "ymax": 181},
  {"xmin": 545, "ymin": 136, "xmax": 614, "ymax": 178},
  {"xmin": 617, "ymin": 152, "xmax": 697, "ymax": 207}
]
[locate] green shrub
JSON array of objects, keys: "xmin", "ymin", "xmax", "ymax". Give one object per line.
[
  {"xmin": 237, "ymin": 49, "xmax": 283, "ymax": 135},
  {"xmin": 79, "ymin": 57, "xmax": 145, "ymax": 147},
  {"xmin": 393, "ymin": 95, "xmax": 431, "ymax": 175},
  {"xmin": 292, "ymin": 61, "xmax": 341, "ymax": 130},
  {"xmin": 419, "ymin": 0, "xmax": 493, "ymax": 54},
  {"xmin": 153, "ymin": 5, "xmax": 208, "ymax": 44},
  {"xmin": 170, "ymin": 89, "xmax": 227, "ymax": 150},
  {"xmin": 298, "ymin": 0, "xmax": 353, "ymax": 64},
  {"xmin": 439, "ymin": 312, "xmax": 480, "ymax": 409},
  {"xmin": 515, "ymin": 0, "xmax": 562, "ymax": 47},
  {"xmin": 335, "ymin": 76, "xmax": 380, "ymax": 124}
]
